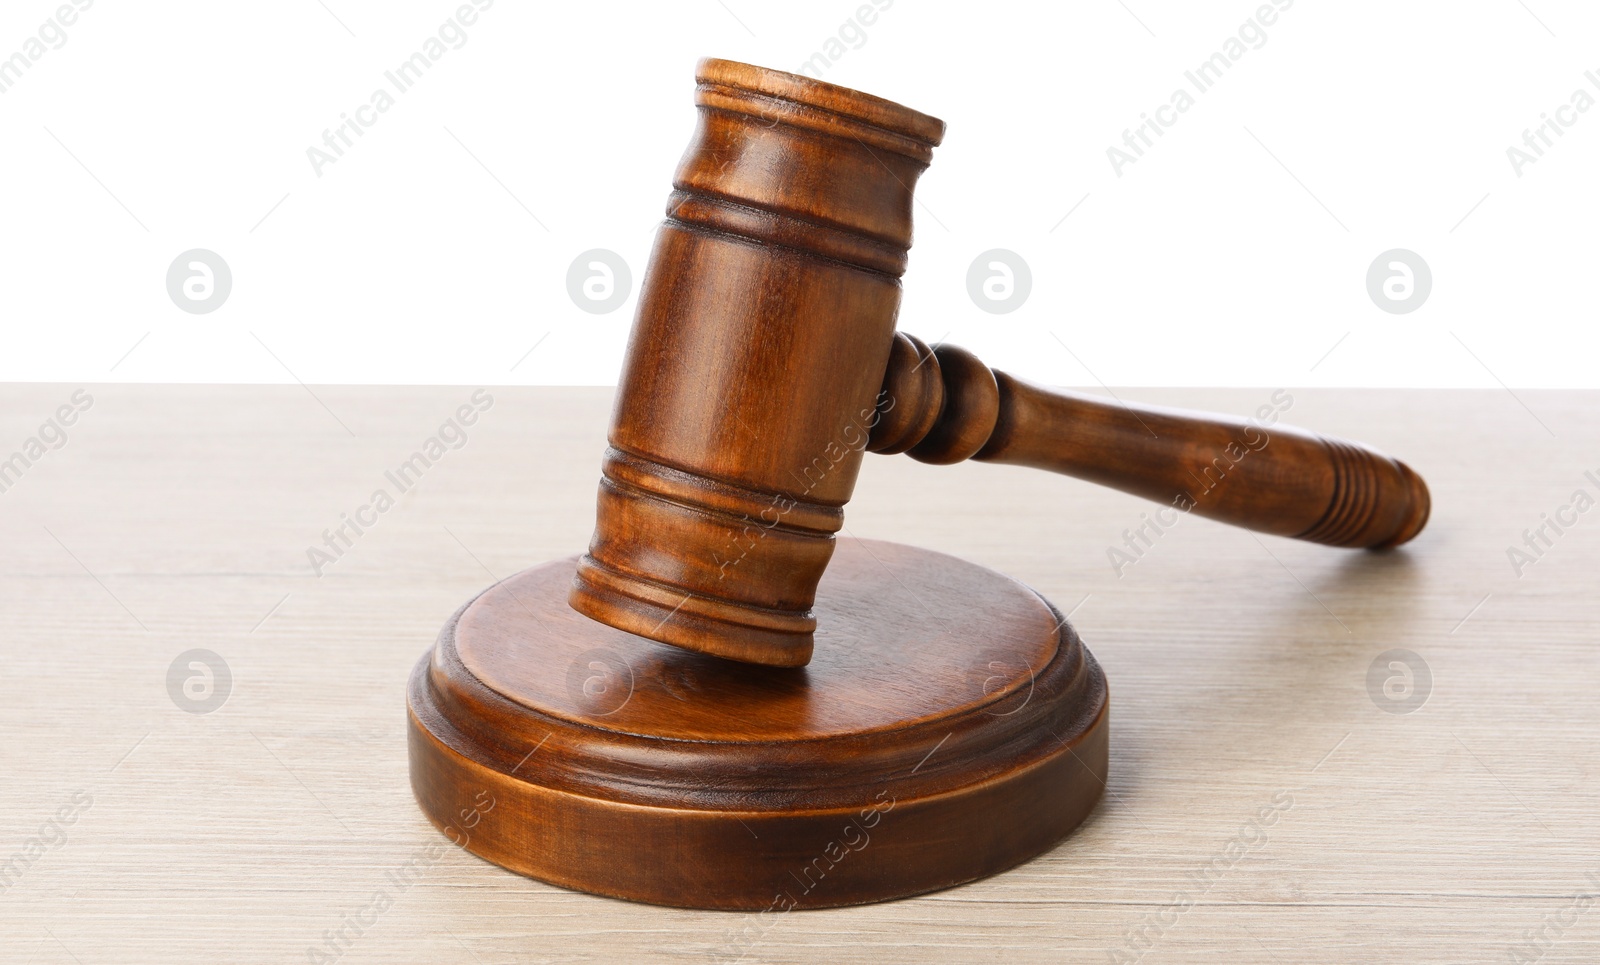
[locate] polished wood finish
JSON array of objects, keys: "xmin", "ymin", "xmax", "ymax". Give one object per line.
[
  {"xmin": 571, "ymin": 60, "xmax": 1431, "ymax": 670},
  {"xmin": 875, "ymin": 333, "xmax": 1431, "ymax": 549},
  {"xmin": 410, "ymin": 539, "xmax": 1107, "ymax": 909},
  {"xmin": 567, "ymin": 59, "xmax": 946, "ymax": 669},
  {"xmin": 464, "ymin": 57, "xmax": 1116, "ymax": 907}
]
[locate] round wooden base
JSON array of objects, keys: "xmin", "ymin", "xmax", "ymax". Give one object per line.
[{"xmin": 407, "ymin": 538, "xmax": 1108, "ymax": 910}]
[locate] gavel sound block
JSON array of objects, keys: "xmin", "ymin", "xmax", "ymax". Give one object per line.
[{"xmin": 407, "ymin": 59, "xmax": 1430, "ymax": 910}]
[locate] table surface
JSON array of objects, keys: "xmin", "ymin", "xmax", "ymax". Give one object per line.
[{"xmin": 1, "ymin": 384, "xmax": 1596, "ymax": 965}]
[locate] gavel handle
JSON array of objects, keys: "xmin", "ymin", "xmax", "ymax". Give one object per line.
[{"xmin": 870, "ymin": 334, "xmax": 1430, "ymax": 549}]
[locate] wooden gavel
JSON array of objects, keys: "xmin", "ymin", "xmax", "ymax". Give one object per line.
[{"xmin": 568, "ymin": 58, "xmax": 1430, "ymax": 668}]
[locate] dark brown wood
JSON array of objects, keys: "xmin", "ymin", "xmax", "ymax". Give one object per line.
[
  {"xmin": 410, "ymin": 58, "xmax": 1433, "ymax": 912},
  {"xmin": 567, "ymin": 58, "xmax": 945, "ymax": 669},
  {"xmin": 569, "ymin": 58, "xmax": 1431, "ymax": 670},
  {"xmin": 409, "ymin": 538, "xmax": 1108, "ymax": 910},
  {"xmin": 875, "ymin": 334, "xmax": 1432, "ymax": 549}
]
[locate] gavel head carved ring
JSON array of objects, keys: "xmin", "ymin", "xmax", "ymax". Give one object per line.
[{"xmin": 568, "ymin": 58, "xmax": 1430, "ymax": 669}]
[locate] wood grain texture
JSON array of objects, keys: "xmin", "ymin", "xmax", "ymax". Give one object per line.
[
  {"xmin": 571, "ymin": 59, "xmax": 945, "ymax": 668},
  {"xmin": 411, "ymin": 540, "xmax": 1106, "ymax": 909},
  {"xmin": 875, "ymin": 333, "xmax": 1430, "ymax": 549},
  {"xmin": 1, "ymin": 384, "xmax": 1597, "ymax": 963}
]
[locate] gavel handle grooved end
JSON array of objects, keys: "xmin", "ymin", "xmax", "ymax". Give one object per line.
[{"xmin": 869, "ymin": 333, "xmax": 1430, "ymax": 550}]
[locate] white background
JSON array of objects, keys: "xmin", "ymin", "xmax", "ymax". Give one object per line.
[{"xmin": 1, "ymin": 0, "xmax": 1595, "ymax": 387}]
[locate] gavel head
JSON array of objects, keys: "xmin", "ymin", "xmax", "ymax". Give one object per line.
[{"xmin": 567, "ymin": 59, "xmax": 945, "ymax": 668}]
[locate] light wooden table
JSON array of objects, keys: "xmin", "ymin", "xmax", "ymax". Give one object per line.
[{"xmin": 1, "ymin": 384, "xmax": 1595, "ymax": 964}]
